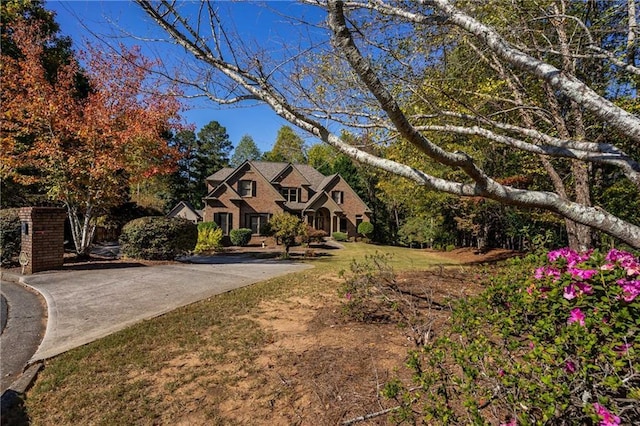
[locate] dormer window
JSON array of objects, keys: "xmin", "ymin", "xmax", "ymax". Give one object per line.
[{"xmin": 281, "ymin": 187, "xmax": 299, "ymax": 202}]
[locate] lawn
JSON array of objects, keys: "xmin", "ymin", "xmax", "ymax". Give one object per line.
[{"xmin": 19, "ymin": 243, "xmax": 482, "ymax": 425}]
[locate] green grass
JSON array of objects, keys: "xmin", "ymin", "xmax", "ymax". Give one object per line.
[{"xmin": 24, "ymin": 243, "xmax": 458, "ymax": 425}]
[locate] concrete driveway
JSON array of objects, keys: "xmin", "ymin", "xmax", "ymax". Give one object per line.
[{"xmin": 7, "ymin": 255, "xmax": 311, "ymax": 362}]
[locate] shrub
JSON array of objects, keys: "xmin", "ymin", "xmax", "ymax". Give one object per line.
[
  {"xmin": 332, "ymin": 232, "xmax": 348, "ymax": 242},
  {"xmin": 357, "ymin": 221, "xmax": 374, "ymax": 238},
  {"xmin": 259, "ymin": 222, "xmax": 273, "ymax": 237},
  {"xmin": 269, "ymin": 213, "xmax": 306, "ymax": 254},
  {"xmin": 195, "ymin": 222, "xmax": 223, "ymax": 253},
  {"xmin": 305, "ymin": 225, "xmax": 327, "ymax": 244},
  {"xmin": 384, "ymin": 248, "xmax": 640, "ymax": 424},
  {"xmin": 229, "ymin": 228, "xmax": 252, "ymax": 246},
  {"xmin": 1, "ymin": 208, "xmax": 21, "ymax": 266},
  {"xmin": 197, "ymin": 221, "xmax": 219, "ymax": 232},
  {"xmin": 119, "ymin": 216, "xmax": 197, "ymax": 260}
]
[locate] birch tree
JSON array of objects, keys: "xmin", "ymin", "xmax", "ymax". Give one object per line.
[
  {"xmin": 2, "ymin": 19, "xmax": 183, "ymax": 256},
  {"xmin": 134, "ymin": 0, "xmax": 640, "ymax": 249}
]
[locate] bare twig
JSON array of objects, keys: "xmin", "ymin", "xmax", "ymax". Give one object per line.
[{"xmin": 341, "ymin": 406, "xmax": 400, "ymax": 425}]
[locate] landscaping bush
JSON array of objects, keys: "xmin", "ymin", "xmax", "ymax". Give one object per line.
[
  {"xmin": 357, "ymin": 221, "xmax": 374, "ymax": 239},
  {"xmin": 0, "ymin": 208, "xmax": 21, "ymax": 266},
  {"xmin": 381, "ymin": 248, "xmax": 640, "ymax": 424},
  {"xmin": 229, "ymin": 228, "xmax": 252, "ymax": 247},
  {"xmin": 259, "ymin": 222, "xmax": 273, "ymax": 237},
  {"xmin": 195, "ymin": 222, "xmax": 223, "ymax": 253},
  {"xmin": 305, "ymin": 225, "xmax": 327, "ymax": 244},
  {"xmin": 332, "ymin": 232, "xmax": 348, "ymax": 242},
  {"xmin": 197, "ymin": 221, "xmax": 219, "ymax": 232},
  {"xmin": 119, "ymin": 216, "xmax": 197, "ymax": 260},
  {"xmin": 269, "ymin": 213, "xmax": 306, "ymax": 255}
]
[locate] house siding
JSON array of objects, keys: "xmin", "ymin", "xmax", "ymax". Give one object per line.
[{"xmin": 324, "ymin": 177, "xmax": 371, "ymax": 236}]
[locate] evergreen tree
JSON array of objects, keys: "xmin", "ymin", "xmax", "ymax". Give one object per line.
[
  {"xmin": 230, "ymin": 134, "xmax": 261, "ymax": 167},
  {"xmin": 263, "ymin": 125, "xmax": 306, "ymax": 163},
  {"xmin": 192, "ymin": 120, "xmax": 232, "ymax": 207}
]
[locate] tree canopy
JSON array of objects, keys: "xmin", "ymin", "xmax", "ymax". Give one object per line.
[
  {"xmin": 230, "ymin": 134, "xmax": 261, "ymax": 167},
  {"xmin": 1, "ymin": 16, "xmax": 183, "ymax": 254},
  {"xmin": 263, "ymin": 125, "xmax": 307, "ymax": 164},
  {"xmin": 136, "ymin": 1, "xmax": 639, "ymax": 248}
]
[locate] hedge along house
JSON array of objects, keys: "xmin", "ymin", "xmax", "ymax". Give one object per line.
[{"xmin": 202, "ymin": 161, "xmax": 371, "ymax": 238}]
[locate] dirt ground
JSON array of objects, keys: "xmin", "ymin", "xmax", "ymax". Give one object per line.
[
  {"xmin": 186, "ymin": 248, "xmax": 516, "ymax": 425},
  {"xmin": 16, "ymin": 246, "xmax": 515, "ymax": 425}
]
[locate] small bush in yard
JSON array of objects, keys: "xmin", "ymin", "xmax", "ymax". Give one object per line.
[
  {"xmin": 332, "ymin": 232, "xmax": 348, "ymax": 242},
  {"xmin": 119, "ymin": 216, "xmax": 197, "ymax": 260},
  {"xmin": 357, "ymin": 221, "xmax": 374, "ymax": 239},
  {"xmin": 379, "ymin": 248, "xmax": 639, "ymax": 424},
  {"xmin": 269, "ymin": 213, "xmax": 307, "ymax": 255},
  {"xmin": 229, "ymin": 228, "xmax": 252, "ymax": 246},
  {"xmin": 195, "ymin": 222, "xmax": 223, "ymax": 253},
  {"xmin": 0, "ymin": 208, "xmax": 21, "ymax": 266},
  {"xmin": 305, "ymin": 225, "xmax": 327, "ymax": 244}
]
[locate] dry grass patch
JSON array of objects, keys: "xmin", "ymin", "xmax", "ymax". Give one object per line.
[{"xmin": 21, "ymin": 245, "xmax": 510, "ymax": 425}]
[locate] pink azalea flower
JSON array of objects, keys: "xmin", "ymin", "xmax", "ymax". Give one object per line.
[
  {"xmin": 548, "ymin": 248, "xmax": 572, "ymax": 262},
  {"xmin": 617, "ymin": 279, "xmax": 640, "ymax": 302},
  {"xmin": 593, "ymin": 403, "xmax": 621, "ymax": 426},
  {"xmin": 606, "ymin": 248, "xmax": 628, "ymax": 262},
  {"xmin": 600, "ymin": 263, "xmax": 616, "ymax": 271},
  {"xmin": 575, "ymin": 282, "xmax": 593, "ymax": 295},
  {"xmin": 614, "ymin": 343, "xmax": 631, "ymax": 355},
  {"xmin": 500, "ymin": 418, "xmax": 517, "ymax": 426},
  {"xmin": 498, "ymin": 369, "xmax": 505, "ymax": 377},
  {"xmin": 568, "ymin": 308, "xmax": 585, "ymax": 326},
  {"xmin": 563, "ymin": 285, "xmax": 577, "ymax": 300},
  {"xmin": 564, "ymin": 360, "xmax": 576, "ymax": 374},
  {"xmin": 534, "ymin": 266, "xmax": 561, "ymax": 281},
  {"xmin": 345, "ymin": 292, "xmax": 352, "ymax": 301},
  {"xmin": 568, "ymin": 267, "xmax": 598, "ymax": 280}
]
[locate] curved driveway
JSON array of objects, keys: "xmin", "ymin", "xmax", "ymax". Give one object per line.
[{"xmin": 10, "ymin": 255, "xmax": 311, "ymax": 362}]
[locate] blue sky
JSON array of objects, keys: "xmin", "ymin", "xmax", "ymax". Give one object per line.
[{"xmin": 45, "ymin": 1, "xmax": 324, "ymax": 154}]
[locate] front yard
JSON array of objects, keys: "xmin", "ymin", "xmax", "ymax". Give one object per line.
[{"xmin": 20, "ymin": 244, "xmax": 505, "ymax": 424}]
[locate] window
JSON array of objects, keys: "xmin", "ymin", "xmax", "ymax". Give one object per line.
[
  {"xmin": 356, "ymin": 215, "xmax": 363, "ymax": 229},
  {"xmin": 214, "ymin": 212, "xmax": 232, "ymax": 235},
  {"xmin": 281, "ymin": 187, "xmax": 299, "ymax": 202},
  {"xmin": 339, "ymin": 217, "xmax": 348, "ymax": 233},
  {"xmin": 245, "ymin": 213, "xmax": 270, "ymax": 235},
  {"xmin": 239, "ymin": 180, "xmax": 254, "ymax": 197},
  {"xmin": 331, "ymin": 190, "xmax": 344, "ymax": 204}
]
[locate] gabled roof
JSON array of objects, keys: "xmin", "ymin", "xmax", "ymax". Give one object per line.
[
  {"xmin": 206, "ymin": 167, "xmax": 235, "ymax": 183},
  {"xmin": 204, "ymin": 182, "xmax": 242, "ymax": 201},
  {"xmin": 293, "ymin": 164, "xmax": 327, "ymax": 189},
  {"xmin": 304, "ymin": 191, "xmax": 343, "ymax": 213},
  {"xmin": 203, "ymin": 160, "xmax": 370, "ymax": 213},
  {"xmin": 316, "ymin": 173, "xmax": 340, "ymax": 192},
  {"xmin": 251, "ymin": 161, "xmax": 289, "ymax": 181},
  {"xmin": 167, "ymin": 200, "xmax": 202, "ymax": 219},
  {"xmin": 272, "ymin": 163, "xmax": 311, "ymax": 187}
]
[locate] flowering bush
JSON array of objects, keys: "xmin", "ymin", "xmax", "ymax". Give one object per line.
[{"xmin": 384, "ymin": 248, "xmax": 639, "ymax": 424}]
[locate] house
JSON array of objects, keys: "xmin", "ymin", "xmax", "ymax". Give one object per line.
[
  {"xmin": 167, "ymin": 200, "xmax": 203, "ymax": 224},
  {"xmin": 202, "ymin": 161, "xmax": 371, "ymax": 238}
]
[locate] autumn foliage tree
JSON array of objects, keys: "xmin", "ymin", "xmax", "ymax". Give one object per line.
[{"xmin": 1, "ymin": 19, "xmax": 183, "ymax": 256}]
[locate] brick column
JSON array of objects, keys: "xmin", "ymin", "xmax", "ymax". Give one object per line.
[{"xmin": 19, "ymin": 207, "xmax": 67, "ymax": 274}]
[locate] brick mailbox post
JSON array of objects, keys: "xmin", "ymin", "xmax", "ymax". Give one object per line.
[{"xmin": 19, "ymin": 207, "xmax": 67, "ymax": 274}]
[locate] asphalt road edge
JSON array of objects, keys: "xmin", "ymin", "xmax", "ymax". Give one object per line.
[{"xmin": 1, "ymin": 271, "xmax": 47, "ymax": 405}]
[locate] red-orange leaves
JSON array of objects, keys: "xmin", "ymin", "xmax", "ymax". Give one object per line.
[{"xmin": 1, "ymin": 19, "xmax": 183, "ymax": 209}]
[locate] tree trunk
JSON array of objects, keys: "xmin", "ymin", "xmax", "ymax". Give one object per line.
[{"xmin": 66, "ymin": 203, "xmax": 95, "ymax": 257}]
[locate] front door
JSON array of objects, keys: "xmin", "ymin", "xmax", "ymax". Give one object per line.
[{"xmin": 315, "ymin": 208, "xmax": 328, "ymax": 233}]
